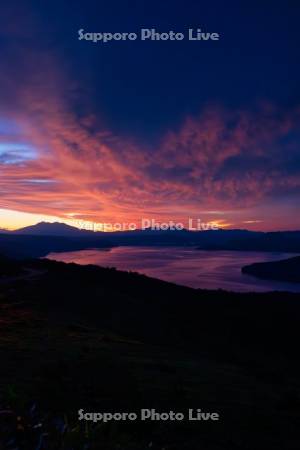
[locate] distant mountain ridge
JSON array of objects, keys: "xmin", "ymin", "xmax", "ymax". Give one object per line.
[
  {"xmin": 14, "ymin": 221, "xmax": 97, "ymax": 237},
  {"xmin": 13, "ymin": 221, "xmax": 255, "ymax": 237},
  {"xmin": 1, "ymin": 221, "xmax": 300, "ymax": 258}
]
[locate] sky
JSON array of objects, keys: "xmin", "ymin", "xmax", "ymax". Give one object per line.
[{"xmin": 0, "ymin": 0, "xmax": 300, "ymax": 231}]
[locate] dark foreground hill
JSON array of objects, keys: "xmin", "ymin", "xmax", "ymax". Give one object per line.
[
  {"xmin": 242, "ymin": 255, "xmax": 300, "ymax": 283},
  {"xmin": 0, "ymin": 257, "xmax": 300, "ymax": 449}
]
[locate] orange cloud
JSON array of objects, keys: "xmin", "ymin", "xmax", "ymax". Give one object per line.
[{"xmin": 0, "ymin": 38, "xmax": 300, "ymax": 231}]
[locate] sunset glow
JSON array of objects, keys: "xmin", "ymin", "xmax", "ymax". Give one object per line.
[{"xmin": 0, "ymin": 3, "xmax": 299, "ymax": 232}]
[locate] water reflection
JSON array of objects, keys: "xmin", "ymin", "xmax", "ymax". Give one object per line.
[{"xmin": 47, "ymin": 247, "xmax": 300, "ymax": 292}]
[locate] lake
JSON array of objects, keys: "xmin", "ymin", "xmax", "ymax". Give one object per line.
[{"xmin": 46, "ymin": 247, "xmax": 300, "ymax": 292}]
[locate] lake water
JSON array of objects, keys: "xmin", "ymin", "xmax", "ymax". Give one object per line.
[{"xmin": 46, "ymin": 247, "xmax": 300, "ymax": 292}]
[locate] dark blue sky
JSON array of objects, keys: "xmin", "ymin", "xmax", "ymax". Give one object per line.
[{"xmin": 13, "ymin": 0, "xmax": 300, "ymax": 140}]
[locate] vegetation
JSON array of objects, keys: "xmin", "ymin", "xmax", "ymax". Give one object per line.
[
  {"xmin": 242, "ymin": 255, "xmax": 300, "ymax": 283},
  {"xmin": 0, "ymin": 258, "xmax": 300, "ymax": 449}
]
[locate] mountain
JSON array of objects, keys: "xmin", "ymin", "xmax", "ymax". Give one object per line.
[
  {"xmin": 3, "ymin": 222, "xmax": 300, "ymax": 258},
  {"xmin": 242, "ymin": 255, "xmax": 300, "ymax": 283},
  {"xmin": 0, "ymin": 228, "xmax": 11, "ymax": 234},
  {"xmin": 197, "ymin": 230, "xmax": 300, "ymax": 252},
  {"xmin": 14, "ymin": 221, "xmax": 97, "ymax": 237}
]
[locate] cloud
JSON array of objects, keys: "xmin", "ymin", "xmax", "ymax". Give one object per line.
[
  {"xmin": 157, "ymin": 105, "xmax": 300, "ymax": 205},
  {"xmin": 1, "ymin": 98, "xmax": 300, "ymax": 228},
  {"xmin": 0, "ymin": 16, "xmax": 300, "ymax": 230}
]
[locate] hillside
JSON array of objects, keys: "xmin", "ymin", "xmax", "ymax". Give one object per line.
[
  {"xmin": 242, "ymin": 255, "xmax": 300, "ymax": 283},
  {"xmin": 0, "ymin": 258, "xmax": 300, "ymax": 448},
  {"xmin": 0, "ymin": 233, "xmax": 113, "ymax": 259}
]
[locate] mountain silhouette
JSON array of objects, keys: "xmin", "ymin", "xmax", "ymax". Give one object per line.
[
  {"xmin": 0, "ymin": 222, "xmax": 299, "ymax": 258},
  {"xmin": 14, "ymin": 221, "xmax": 96, "ymax": 237}
]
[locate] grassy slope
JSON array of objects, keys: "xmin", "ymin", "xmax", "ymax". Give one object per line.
[{"xmin": 0, "ymin": 259, "xmax": 300, "ymax": 449}]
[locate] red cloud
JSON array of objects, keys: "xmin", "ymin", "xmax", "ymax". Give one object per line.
[{"xmin": 0, "ymin": 47, "xmax": 300, "ymax": 230}]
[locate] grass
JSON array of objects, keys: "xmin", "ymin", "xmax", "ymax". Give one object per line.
[{"xmin": 0, "ymin": 258, "xmax": 300, "ymax": 448}]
